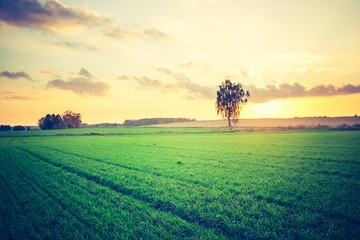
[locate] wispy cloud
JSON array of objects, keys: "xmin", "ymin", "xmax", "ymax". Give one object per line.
[
  {"xmin": 104, "ymin": 26, "xmax": 170, "ymax": 40},
  {"xmin": 176, "ymin": 62, "xmax": 249, "ymax": 78},
  {"xmin": 78, "ymin": 68, "xmax": 94, "ymax": 78},
  {"xmin": 177, "ymin": 62, "xmax": 194, "ymax": 69},
  {"xmin": 46, "ymin": 68, "xmax": 110, "ymax": 96},
  {"xmin": 118, "ymin": 75, "xmax": 131, "ymax": 81},
  {"xmin": 133, "ymin": 76, "xmax": 176, "ymax": 92},
  {"xmin": 0, "ymin": 0, "xmax": 109, "ymax": 32},
  {"xmin": 143, "ymin": 28, "xmax": 170, "ymax": 40},
  {"xmin": 240, "ymin": 69, "xmax": 249, "ymax": 78},
  {"xmin": 0, "ymin": 0, "xmax": 171, "ymax": 46},
  {"xmin": 0, "ymin": 71, "xmax": 33, "ymax": 81},
  {"xmin": 40, "ymin": 70, "xmax": 61, "ymax": 78},
  {"xmin": 247, "ymin": 83, "xmax": 360, "ymax": 103},
  {"xmin": 337, "ymin": 84, "xmax": 360, "ymax": 94},
  {"xmin": 53, "ymin": 41, "xmax": 98, "ymax": 51},
  {"xmin": 123, "ymin": 68, "xmax": 214, "ymax": 99},
  {"xmin": 157, "ymin": 68, "xmax": 215, "ymax": 98},
  {"xmin": 5, "ymin": 95, "xmax": 38, "ymax": 100}
]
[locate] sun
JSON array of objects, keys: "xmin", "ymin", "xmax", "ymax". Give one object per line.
[{"xmin": 252, "ymin": 100, "xmax": 286, "ymax": 118}]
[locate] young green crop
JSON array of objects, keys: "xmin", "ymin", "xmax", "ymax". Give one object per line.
[{"xmin": 1, "ymin": 128, "xmax": 359, "ymax": 239}]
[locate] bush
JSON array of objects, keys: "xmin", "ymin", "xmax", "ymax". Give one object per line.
[
  {"xmin": 12, "ymin": 125, "xmax": 26, "ymax": 131},
  {"xmin": 0, "ymin": 125, "xmax": 12, "ymax": 131}
]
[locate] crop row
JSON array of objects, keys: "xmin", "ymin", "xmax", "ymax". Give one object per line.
[
  {"xmin": 29, "ymin": 135, "xmax": 360, "ymax": 222},
  {"xmin": 1, "ymin": 146, "xmax": 223, "ymax": 239},
  {"xmin": 17, "ymin": 142, "xmax": 359, "ymax": 239},
  {"xmin": 0, "ymin": 148, "xmax": 89, "ymax": 239},
  {"xmin": 3, "ymin": 130, "xmax": 359, "ymax": 239},
  {"xmin": 38, "ymin": 143, "xmax": 359, "ymax": 215}
]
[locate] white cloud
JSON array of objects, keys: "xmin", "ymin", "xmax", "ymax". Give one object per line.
[
  {"xmin": 0, "ymin": 0, "xmax": 110, "ymax": 32},
  {"xmin": 46, "ymin": 68, "xmax": 110, "ymax": 96}
]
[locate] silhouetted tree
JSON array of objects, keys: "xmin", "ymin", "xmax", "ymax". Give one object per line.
[
  {"xmin": 38, "ymin": 114, "xmax": 63, "ymax": 130},
  {"xmin": 38, "ymin": 114, "xmax": 50, "ymax": 130},
  {"xmin": 12, "ymin": 125, "xmax": 26, "ymax": 131},
  {"xmin": 53, "ymin": 114, "xmax": 64, "ymax": 129},
  {"xmin": 38, "ymin": 111, "xmax": 82, "ymax": 130},
  {"xmin": 0, "ymin": 125, "xmax": 12, "ymax": 131},
  {"xmin": 216, "ymin": 79, "xmax": 250, "ymax": 127},
  {"xmin": 62, "ymin": 110, "xmax": 81, "ymax": 128},
  {"xmin": 122, "ymin": 118, "xmax": 194, "ymax": 127}
]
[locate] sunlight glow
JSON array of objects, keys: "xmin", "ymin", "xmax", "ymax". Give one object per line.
[
  {"xmin": 0, "ymin": 0, "xmax": 359, "ymax": 125},
  {"xmin": 252, "ymin": 100, "xmax": 286, "ymax": 118}
]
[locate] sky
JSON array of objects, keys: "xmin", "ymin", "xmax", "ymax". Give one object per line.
[{"xmin": 1, "ymin": 0, "xmax": 360, "ymax": 125}]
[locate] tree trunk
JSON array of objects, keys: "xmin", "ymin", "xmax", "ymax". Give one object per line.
[{"xmin": 227, "ymin": 108, "xmax": 232, "ymax": 127}]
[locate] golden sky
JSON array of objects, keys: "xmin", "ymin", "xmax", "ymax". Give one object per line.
[{"xmin": 1, "ymin": 0, "xmax": 360, "ymax": 125}]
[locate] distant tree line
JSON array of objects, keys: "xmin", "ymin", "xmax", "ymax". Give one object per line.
[
  {"xmin": 90, "ymin": 123, "xmax": 121, "ymax": 128},
  {"xmin": 38, "ymin": 110, "xmax": 82, "ymax": 130},
  {"xmin": 122, "ymin": 118, "xmax": 195, "ymax": 127},
  {"xmin": 0, "ymin": 125, "xmax": 29, "ymax": 131}
]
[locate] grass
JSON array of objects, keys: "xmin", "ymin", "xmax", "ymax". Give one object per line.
[
  {"xmin": 0, "ymin": 127, "xmax": 231, "ymax": 137},
  {"xmin": 1, "ymin": 128, "xmax": 359, "ymax": 239}
]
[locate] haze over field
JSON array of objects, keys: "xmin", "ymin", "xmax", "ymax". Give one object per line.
[
  {"xmin": 1, "ymin": 0, "xmax": 360, "ymax": 125},
  {"xmin": 151, "ymin": 117, "xmax": 360, "ymax": 128}
]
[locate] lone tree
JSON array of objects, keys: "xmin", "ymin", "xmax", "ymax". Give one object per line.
[{"xmin": 216, "ymin": 79, "xmax": 250, "ymax": 127}]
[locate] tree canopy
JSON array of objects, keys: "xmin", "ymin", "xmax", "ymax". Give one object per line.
[
  {"xmin": 38, "ymin": 110, "xmax": 81, "ymax": 130},
  {"xmin": 122, "ymin": 118, "xmax": 194, "ymax": 127},
  {"xmin": 62, "ymin": 110, "xmax": 82, "ymax": 128},
  {"xmin": 216, "ymin": 79, "xmax": 250, "ymax": 127},
  {"xmin": 0, "ymin": 125, "xmax": 12, "ymax": 131}
]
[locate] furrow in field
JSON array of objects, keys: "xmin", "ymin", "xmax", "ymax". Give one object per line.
[
  {"xmin": 39, "ymin": 145, "xmax": 166, "ymax": 177},
  {"xmin": 76, "ymin": 137, "xmax": 358, "ymax": 175},
  {"xmin": 152, "ymin": 144, "xmax": 360, "ymax": 178},
  {"xmin": 1, "ymin": 149, "xmax": 48, "ymax": 211},
  {"xmin": 135, "ymin": 142, "xmax": 360, "ymax": 166},
  {"xmin": 10, "ymin": 150, "xmax": 125, "ymax": 238},
  {"xmin": 17, "ymin": 146, "xmax": 359, "ymax": 239},
  {"xmin": 18, "ymin": 147, "xmax": 266, "ymax": 239},
  {"xmin": 17, "ymin": 147, "xmax": 230, "ymax": 239},
  {"xmin": 10, "ymin": 153, "xmax": 156, "ymax": 239},
  {"xmin": 36, "ymin": 145, "xmax": 241, "ymax": 190},
  {"xmin": 38, "ymin": 143, "xmax": 359, "ymax": 182},
  {"xmin": 0, "ymin": 150, "xmax": 26, "ymax": 238},
  {"xmin": 17, "ymin": 148, "xmax": 228, "ymax": 238},
  {"xmin": 3, "ymin": 148, "xmax": 98, "ymax": 239},
  {"xmin": 125, "ymin": 134, "xmax": 360, "ymax": 163},
  {"xmin": 0, "ymin": 148, "xmax": 85, "ymax": 239},
  {"xmin": 7, "ymin": 152, "xmax": 97, "ymax": 232},
  {"xmin": 35, "ymin": 145, "xmax": 298, "ymax": 192},
  {"xmin": 45, "ymin": 142, "xmax": 360, "ymax": 191},
  {"xmin": 3, "ymin": 130, "xmax": 360, "ymax": 239},
  {"xmin": 34, "ymin": 144, "xmax": 360, "ymax": 226}
]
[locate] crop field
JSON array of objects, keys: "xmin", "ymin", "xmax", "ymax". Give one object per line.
[{"xmin": 0, "ymin": 128, "xmax": 359, "ymax": 239}]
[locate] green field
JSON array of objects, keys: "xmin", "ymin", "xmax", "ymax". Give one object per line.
[{"xmin": 1, "ymin": 128, "xmax": 359, "ymax": 239}]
